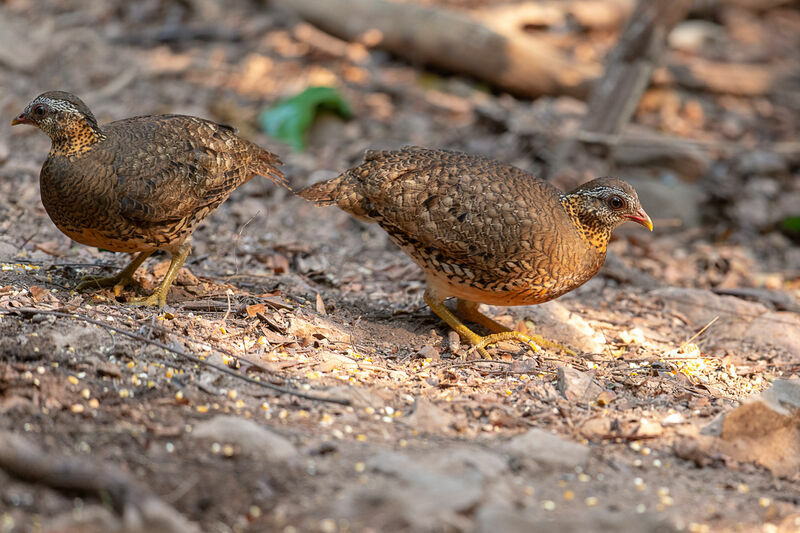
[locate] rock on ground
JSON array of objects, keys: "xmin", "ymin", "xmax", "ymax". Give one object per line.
[
  {"xmin": 505, "ymin": 428, "xmax": 590, "ymax": 471},
  {"xmin": 649, "ymin": 287, "xmax": 800, "ymax": 354},
  {"xmin": 191, "ymin": 415, "xmax": 297, "ymax": 463},
  {"xmin": 335, "ymin": 446, "xmax": 508, "ymax": 529},
  {"xmin": 556, "ymin": 366, "xmax": 605, "ymax": 403},
  {"xmin": 720, "ymin": 379, "xmax": 800, "ymax": 476},
  {"xmin": 475, "ymin": 505, "xmax": 677, "ymax": 533},
  {"xmin": 515, "ymin": 300, "xmax": 607, "ymax": 354}
]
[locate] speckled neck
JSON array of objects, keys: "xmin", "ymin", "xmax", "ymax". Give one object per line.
[
  {"xmin": 50, "ymin": 117, "xmax": 106, "ymax": 158},
  {"xmin": 560, "ymin": 193, "xmax": 612, "ymax": 254}
]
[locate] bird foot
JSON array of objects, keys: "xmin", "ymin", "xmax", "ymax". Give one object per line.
[
  {"xmin": 466, "ymin": 331, "xmax": 576, "ymax": 359},
  {"xmin": 126, "ymin": 292, "xmax": 167, "ymax": 308},
  {"xmin": 467, "ymin": 331, "xmax": 541, "ymax": 360},
  {"xmin": 524, "ymin": 333, "xmax": 577, "ymax": 356},
  {"xmin": 75, "ymin": 273, "xmax": 135, "ymax": 296}
]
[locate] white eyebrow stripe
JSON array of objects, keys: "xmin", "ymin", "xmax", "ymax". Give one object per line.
[{"xmin": 33, "ymin": 97, "xmax": 80, "ymax": 115}]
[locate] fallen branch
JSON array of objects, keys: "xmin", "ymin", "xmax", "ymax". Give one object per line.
[
  {"xmin": 0, "ymin": 307, "xmax": 351, "ymax": 406},
  {"xmin": 274, "ymin": 0, "xmax": 598, "ymax": 99},
  {"xmin": 473, "ymin": 0, "xmax": 635, "ymax": 32},
  {"xmin": 0, "ymin": 431, "xmax": 199, "ymax": 533}
]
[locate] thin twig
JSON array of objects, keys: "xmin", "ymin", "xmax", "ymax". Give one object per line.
[
  {"xmin": 683, "ymin": 315, "xmax": 719, "ymax": 346},
  {"xmin": 0, "ymin": 307, "xmax": 350, "ymax": 406}
]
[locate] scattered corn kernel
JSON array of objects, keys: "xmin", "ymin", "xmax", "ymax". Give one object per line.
[
  {"xmin": 80, "ymin": 388, "xmax": 91, "ymax": 400},
  {"xmin": 71, "ymin": 404, "xmax": 84, "ymax": 413},
  {"xmin": 88, "ymin": 398, "xmax": 99, "ymax": 409},
  {"xmin": 68, "ymin": 376, "xmax": 79, "ymax": 385},
  {"xmin": 585, "ymin": 496, "xmax": 598, "ymax": 507}
]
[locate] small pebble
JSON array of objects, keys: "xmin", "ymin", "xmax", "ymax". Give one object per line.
[{"xmin": 542, "ymin": 500, "xmax": 556, "ymax": 511}]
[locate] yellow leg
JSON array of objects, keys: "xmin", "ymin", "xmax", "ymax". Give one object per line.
[
  {"xmin": 424, "ymin": 291, "xmax": 539, "ymax": 359},
  {"xmin": 456, "ymin": 299, "xmax": 577, "ymax": 356},
  {"xmin": 456, "ymin": 299, "xmax": 511, "ymax": 333},
  {"xmin": 128, "ymin": 242, "xmax": 191, "ymax": 308},
  {"xmin": 75, "ymin": 251, "xmax": 154, "ymax": 296}
]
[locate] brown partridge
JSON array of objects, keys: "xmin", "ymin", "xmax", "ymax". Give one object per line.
[
  {"xmin": 12, "ymin": 91, "xmax": 286, "ymax": 307},
  {"xmin": 299, "ymin": 147, "xmax": 653, "ymax": 358}
]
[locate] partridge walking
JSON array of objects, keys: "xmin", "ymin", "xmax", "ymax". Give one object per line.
[
  {"xmin": 12, "ymin": 91, "xmax": 286, "ymax": 307},
  {"xmin": 299, "ymin": 147, "xmax": 652, "ymax": 358}
]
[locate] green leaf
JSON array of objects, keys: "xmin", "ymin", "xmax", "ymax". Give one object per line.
[
  {"xmin": 780, "ymin": 216, "xmax": 800, "ymax": 233},
  {"xmin": 259, "ymin": 87, "xmax": 352, "ymax": 151}
]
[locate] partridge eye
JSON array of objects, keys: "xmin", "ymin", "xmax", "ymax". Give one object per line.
[
  {"xmin": 608, "ymin": 195, "xmax": 624, "ymax": 209},
  {"xmin": 33, "ymin": 104, "xmax": 47, "ymax": 117}
]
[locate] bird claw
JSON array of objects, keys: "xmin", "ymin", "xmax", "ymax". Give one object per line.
[
  {"xmin": 75, "ymin": 273, "xmax": 134, "ymax": 294},
  {"xmin": 466, "ymin": 331, "xmax": 576, "ymax": 358},
  {"xmin": 462, "ymin": 331, "xmax": 541, "ymax": 360},
  {"xmin": 126, "ymin": 293, "xmax": 167, "ymax": 308}
]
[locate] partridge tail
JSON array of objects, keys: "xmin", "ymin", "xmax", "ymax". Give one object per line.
[
  {"xmin": 297, "ymin": 175, "xmax": 346, "ymax": 206},
  {"xmin": 251, "ymin": 146, "xmax": 290, "ymax": 191},
  {"xmin": 297, "ymin": 173, "xmax": 371, "ymax": 221}
]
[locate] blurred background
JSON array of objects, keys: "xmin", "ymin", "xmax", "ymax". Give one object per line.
[{"xmin": 1, "ymin": 0, "xmax": 799, "ymax": 290}]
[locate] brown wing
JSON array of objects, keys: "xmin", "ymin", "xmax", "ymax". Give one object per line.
[
  {"xmin": 106, "ymin": 115, "xmax": 284, "ymax": 225},
  {"xmin": 343, "ymin": 147, "xmax": 568, "ymax": 274}
]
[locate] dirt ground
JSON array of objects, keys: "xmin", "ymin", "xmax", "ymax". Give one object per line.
[{"xmin": 1, "ymin": 0, "xmax": 800, "ymax": 532}]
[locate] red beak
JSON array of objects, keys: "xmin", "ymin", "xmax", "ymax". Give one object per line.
[
  {"xmin": 622, "ymin": 208, "xmax": 654, "ymax": 231},
  {"xmin": 11, "ymin": 113, "xmax": 29, "ymax": 126}
]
